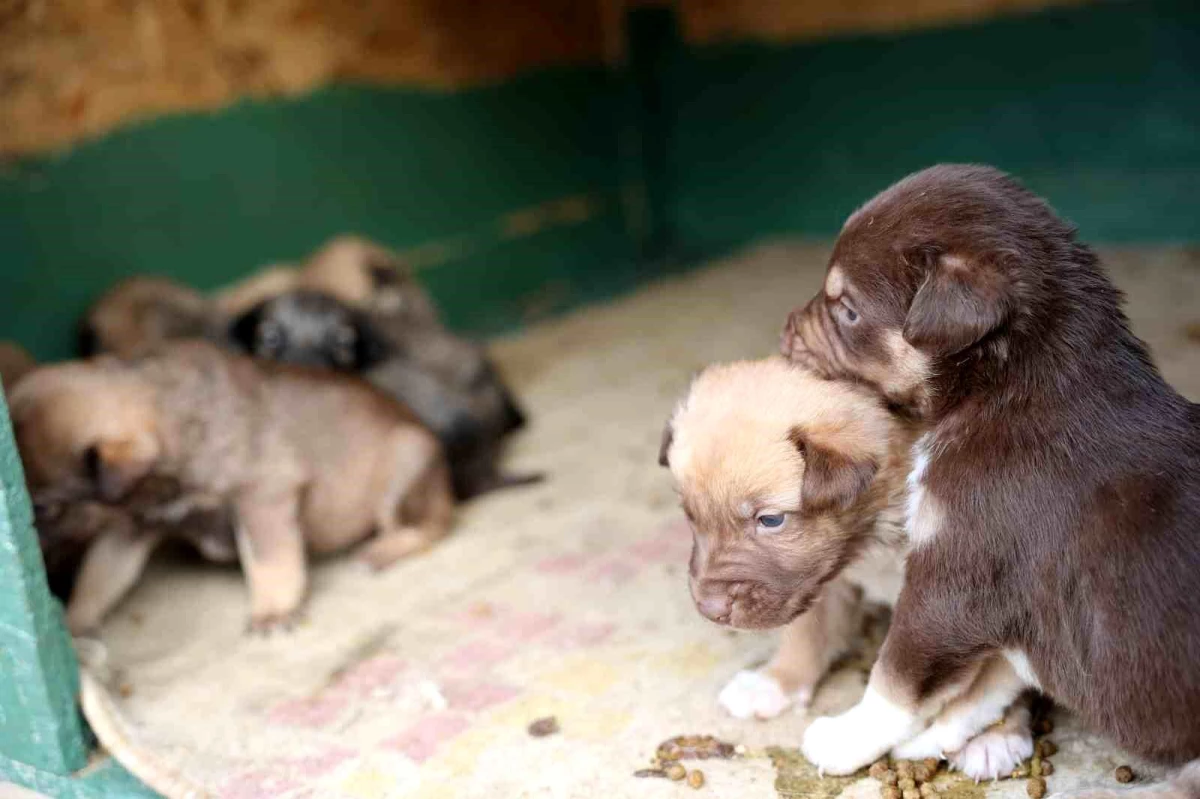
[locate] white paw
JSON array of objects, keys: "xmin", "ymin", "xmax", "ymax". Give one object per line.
[
  {"xmin": 893, "ymin": 718, "xmax": 972, "ymax": 761},
  {"xmin": 718, "ymin": 670, "xmax": 810, "ymax": 720},
  {"xmin": 802, "ymin": 714, "xmax": 883, "ymax": 776},
  {"xmin": 951, "ymin": 726, "xmax": 1034, "ymax": 782}
]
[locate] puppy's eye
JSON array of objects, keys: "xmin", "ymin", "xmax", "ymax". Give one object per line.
[
  {"xmin": 756, "ymin": 513, "xmax": 787, "ymax": 532},
  {"xmin": 836, "ymin": 299, "xmax": 860, "ymax": 325},
  {"xmin": 256, "ymin": 321, "xmax": 284, "ymax": 355}
]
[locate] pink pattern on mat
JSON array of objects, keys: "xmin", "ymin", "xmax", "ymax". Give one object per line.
[
  {"xmin": 440, "ymin": 639, "xmax": 517, "ymax": 672},
  {"xmin": 588, "ymin": 558, "xmax": 639, "ymax": 584},
  {"xmin": 492, "ymin": 611, "xmax": 561, "ymax": 640},
  {"xmin": 440, "ymin": 679, "xmax": 522, "ymax": 712},
  {"xmin": 221, "ymin": 769, "xmax": 307, "ymax": 799},
  {"xmin": 331, "ymin": 655, "xmax": 407, "ymax": 695},
  {"xmin": 268, "ymin": 696, "xmax": 347, "ymax": 729},
  {"xmin": 549, "ymin": 621, "xmax": 617, "ymax": 649},
  {"xmin": 535, "ymin": 552, "xmax": 590, "ymax": 574},
  {"xmin": 387, "ymin": 712, "xmax": 471, "ymax": 762}
]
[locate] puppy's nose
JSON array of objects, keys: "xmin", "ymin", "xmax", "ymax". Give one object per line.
[{"xmin": 696, "ymin": 592, "xmax": 732, "ymax": 623}]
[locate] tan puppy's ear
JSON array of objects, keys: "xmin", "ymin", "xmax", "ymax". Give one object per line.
[
  {"xmin": 903, "ymin": 252, "xmax": 1014, "ymax": 357},
  {"xmin": 88, "ymin": 434, "xmax": 159, "ymax": 501},
  {"xmin": 658, "ymin": 422, "xmax": 674, "ymax": 468},
  {"xmin": 790, "ymin": 428, "xmax": 877, "ymax": 514}
]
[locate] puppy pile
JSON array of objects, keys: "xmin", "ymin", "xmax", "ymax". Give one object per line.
[
  {"xmin": 663, "ymin": 165, "xmax": 1200, "ymax": 797},
  {"xmin": 3, "ymin": 235, "xmax": 536, "ymax": 634}
]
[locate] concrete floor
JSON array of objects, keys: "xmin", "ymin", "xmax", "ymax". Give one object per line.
[{"xmin": 14, "ymin": 240, "xmax": 1200, "ymax": 799}]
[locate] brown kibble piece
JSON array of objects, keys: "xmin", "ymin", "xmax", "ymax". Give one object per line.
[
  {"xmin": 903, "ymin": 789, "xmax": 921, "ymax": 799},
  {"xmin": 687, "ymin": 769, "xmax": 705, "ymax": 789},
  {"xmin": 634, "ymin": 769, "xmax": 667, "ymax": 778},
  {"xmin": 1030, "ymin": 758, "xmax": 1042, "ymax": 777},
  {"xmin": 527, "ymin": 716, "xmax": 559, "ymax": 737},
  {"xmin": 1039, "ymin": 760, "xmax": 1054, "ymax": 776},
  {"xmin": 1011, "ymin": 764, "xmax": 1031, "ymax": 779},
  {"xmin": 1027, "ymin": 777, "xmax": 1046, "ymax": 799},
  {"xmin": 1037, "ymin": 740, "xmax": 1058, "ymax": 758},
  {"xmin": 667, "ymin": 764, "xmax": 687, "ymax": 781},
  {"xmin": 1033, "ymin": 718, "xmax": 1054, "ymax": 735},
  {"xmin": 896, "ymin": 762, "xmax": 915, "ymax": 779},
  {"xmin": 899, "ymin": 778, "xmax": 916, "ymax": 791},
  {"xmin": 923, "ymin": 758, "xmax": 940, "ymax": 773},
  {"xmin": 920, "ymin": 784, "xmax": 938, "ymax": 797},
  {"xmin": 1115, "ymin": 766, "xmax": 1135, "ymax": 783},
  {"xmin": 883, "ymin": 770, "xmax": 899, "ymax": 786},
  {"xmin": 870, "ymin": 761, "xmax": 891, "ymax": 780},
  {"xmin": 118, "ymin": 683, "xmax": 134, "ymax": 698},
  {"xmin": 882, "ymin": 788, "xmax": 902, "ymax": 799},
  {"xmin": 914, "ymin": 763, "xmax": 934, "ymax": 782}
]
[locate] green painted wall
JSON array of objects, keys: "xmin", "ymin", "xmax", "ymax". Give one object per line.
[{"xmin": 653, "ymin": 0, "xmax": 1200, "ymax": 256}]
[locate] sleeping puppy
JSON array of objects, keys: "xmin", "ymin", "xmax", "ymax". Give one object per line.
[
  {"xmin": 10, "ymin": 340, "xmax": 454, "ymax": 632},
  {"xmin": 34, "ymin": 476, "xmax": 236, "ymax": 632},
  {"xmin": 0, "ymin": 342, "xmax": 36, "ymax": 389},
  {"xmin": 781, "ymin": 165, "xmax": 1200, "ymax": 793},
  {"xmin": 78, "ymin": 276, "xmax": 218, "ymax": 357},
  {"xmin": 226, "ymin": 284, "xmax": 538, "ymax": 501},
  {"xmin": 660, "ymin": 357, "xmax": 1034, "ymax": 780}
]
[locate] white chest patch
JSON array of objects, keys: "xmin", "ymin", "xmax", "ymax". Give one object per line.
[
  {"xmin": 1002, "ymin": 649, "xmax": 1043, "ymax": 691},
  {"xmin": 905, "ymin": 434, "xmax": 942, "ymax": 547}
]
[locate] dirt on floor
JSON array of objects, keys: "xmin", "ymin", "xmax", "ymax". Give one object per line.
[{"xmin": 74, "ymin": 240, "xmax": 1200, "ymax": 798}]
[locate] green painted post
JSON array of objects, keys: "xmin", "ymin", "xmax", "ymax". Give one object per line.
[{"xmin": 0, "ymin": 383, "xmax": 88, "ymax": 775}]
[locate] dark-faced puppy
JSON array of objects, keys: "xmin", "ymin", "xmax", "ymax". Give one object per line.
[
  {"xmin": 782, "ymin": 164, "xmax": 1200, "ymax": 791},
  {"xmin": 227, "ymin": 286, "xmax": 538, "ymax": 501},
  {"xmin": 78, "ymin": 276, "xmax": 217, "ymax": 357}
]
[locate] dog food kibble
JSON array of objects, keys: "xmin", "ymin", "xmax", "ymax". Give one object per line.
[
  {"xmin": 1011, "ymin": 764, "xmax": 1031, "ymax": 779},
  {"xmin": 1115, "ymin": 766, "xmax": 1135, "ymax": 783},
  {"xmin": 1037, "ymin": 740, "xmax": 1058, "ymax": 758},
  {"xmin": 896, "ymin": 762, "xmax": 915, "ymax": 780},
  {"xmin": 687, "ymin": 770, "xmax": 705, "ymax": 789},
  {"xmin": 527, "ymin": 716, "xmax": 559, "ymax": 737},
  {"xmin": 913, "ymin": 763, "xmax": 935, "ymax": 782},
  {"xmin": 923, "ymin": 758, "xmax": 940, "ymax": 773},
  {"xmin": 634, "ymin": 769, "xmax": 667, "ymax": 779},
  {"xmin": 870, "ymin": 761, "xmax": 890, "ymax": 780},
  {"xmin": 898, "ymin": 777, "xmax": 916, "ymax": 792},
  {"xmin": 1027, "ymin": 777, "xmax": 1047, "ymax": 799},
  {"xmin": 903, "ymin": 789, "xmax": 921, "ymax": 799},
  {"xmin": 1039, "ymin": 760, "xmax": 1054, "ymax": 776},
  {"xmin": 882, "ymin": 788, "xmax": 902, "ymax": 799},
  {"xmin": 666, "ymin": 764, "xmax": 687, "ymax": 781},
  {"xmin": 1030, "ymin": 758, "xmax": 1042, "ymax": 777},
  {"xmin": 919, "ymin": 784, "xmax": 939, "ymax": 797}
]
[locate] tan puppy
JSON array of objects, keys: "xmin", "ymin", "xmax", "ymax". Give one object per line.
[
  {"xmin": 660, "ymin": 358, "xmax": 1034, "ymax": 779},
  {"xmin": 0, "ymin": 341, "xmax": 36, "ymax": 389},
  {"xmin": 79, "ymin": 276, "xmax": 218, "ymax": 357},
  {"xmin": 11, "ymin": 341, "xmax": 454, "ymax": 632}
]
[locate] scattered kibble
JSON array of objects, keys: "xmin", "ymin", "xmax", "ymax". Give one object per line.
[
  {"xmin": 657, "ymin": 735, "xmax": 736, "ymax": 762},
  {"xmin": 1115, "ymin": 765, "xmax": 1135, "ymax": 783},
  {"xmin": 870, "ymin": 761, "xmax": 891, "ymax": 780},
  {"xmin": 1011, "ymin": 764, "xmax": 1031, "ymax": 779},
  {"xmin": 118, "ymin": 683, "xmax": 134, "ymax": 699},
  {"xmin": 903, "ymin": 790, "xmax": 920, "ymax": 799},
  {"xmin": 687, "ymin": 769, "xmax": 705, "ymax": 789},
  {"xmin": 883, "ymin": 770, "xmax": 899, "ymax": 786},
  {"xmin": 667, "ymin": 763, "xmax": 687, "ymax": 781},
  {"xmin": 527, "ymin": 716, "xmax": 559, "ymax": 737},
  {"xmin": 898, "ymin": 777, "xmax": 917, "ymax": 791},
  {"xmin": 919, "ymin": 784, "xmax": 938, "ymax": 797},
  {"xmin": 1027, "ymin": 777, "xmax": 1047, "ymax": 798},
  {"xmin": 913, "ymin": 762, "xmax": 935, "ymax": 782},
  {"xmin": 923, "ymin": 758, "xmax": 940, "ymax": 773},
  {"xmin": 1040, "ymin": 760, "xmax": 1054, "ymax": 776},
  {"xmin": 882, "ymin": 788, "xmax": 902, "ymax": 799},
  {"xmin": 1037, "ymin": 739, "xmax": 1058, "ymax": 758},
  {"xmin": 1030, "ymin": 758, "xmax": 1043, "ymax": 777},
  {"xmin": 634, "ymin": 769, "xmax": 667, "ymax": 779},
  {"xmin": 896, "ymin": 761, "xmax": 915, "ymax": 780}
]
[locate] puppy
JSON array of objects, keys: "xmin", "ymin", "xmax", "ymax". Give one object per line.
[
  {"xmin": 10, "ymin": 340, "xmax": 454, "ymax": 632},
  {"xmin": 781, "ymin": 165, "xmax": 1200, "ymax": 791},
  {"xmin": 661, "ymin": 357, "xmax": 1034, "ymax": 779},
  {"xmin": 226, "ymin": 242, "xmax": 539, "ymax": 500},
  {"xmin": 0, "ymin": 341, "xmax": 36, "ymax": 389},
  {"xmin": 34, "ymin": 477, "xmax": 235, "ymax": 633},
  {"xmin": 78, "ymin": 276, "xmax": 219, "ymax": 357}
]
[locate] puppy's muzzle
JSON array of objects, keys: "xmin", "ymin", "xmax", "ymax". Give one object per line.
[
  {"xmin": 690, "ymin": 577, "xmax": 733, "ymax": 624},
  {"xmin": 781, "ymin": 300, "xmax": 832, "ymax": 378}
]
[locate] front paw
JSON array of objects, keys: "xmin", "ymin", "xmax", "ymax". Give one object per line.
[
  {"xmin": 950, "ymin": 726, "xmax": 1034, "ymax": 781},
  {"xmin": 801, "ymin": 714, "xmax": 879, "ymax": 776},
  {"xmin": 719, "ymin": 670, "xmax": 811, "ymax": 720},
  {"xmin": 247, "ymin": 611, "xmax": 301, "ymax": 636}
]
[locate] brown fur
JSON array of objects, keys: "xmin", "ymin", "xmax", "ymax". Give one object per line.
[
  {"xmin": 782, "ymin": 164, "xmax": 1200, "ymax": 772},
  {"xmin": 10, "ymin": 340, "xmax": 454, "ymax": 632},
  {"xmin": 78, "ymin": 276, "xmax": 217, "ymax": 357},
  {"xmin": 0, "ymin": 342, "xmax": 36, "ymax": 389}
]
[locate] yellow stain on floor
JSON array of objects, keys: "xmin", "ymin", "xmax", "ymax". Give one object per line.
[
  {"xmin": 650, "ymin": 641, "xmax": 723, "ymax": 678},
  {"xmin": 538, "ymin": 655, "xmax": 621, "ymax": 695}
]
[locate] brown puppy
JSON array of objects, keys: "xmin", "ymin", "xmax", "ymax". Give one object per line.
[
  {"xmin": 78, "ymin": 276, "xmax": 218, "ymax": 357},
  {"xmin": 781, "ymin": 165, "xmax": 1200, "ymax": 790},
  {"xmin": 661, "ymin": 357, "xmax": 1034, "ymax": 779},
  {"xmin": 0, "ymin": 341, "xmax": 36, "ymax": 389},
  {"xmin": 11, "ymin": 340, "xmax": 454, "ymax": 632}
]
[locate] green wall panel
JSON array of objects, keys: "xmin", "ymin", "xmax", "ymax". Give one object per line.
[
  {"xmin": 0, "ymin": 68, "xmax": 634, "ymax": 361},
  {"xmin": 656, "ymin": 0, "xmax": 1200, "ymax": 255}
]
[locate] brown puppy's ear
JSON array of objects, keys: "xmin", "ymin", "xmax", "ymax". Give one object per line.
[
  {"xmin": 903, "ymin": 254, "xmax": 1013, "ymax": 357},
  {"xmin": 658, "ymin": 422, "xmax": 674, "ymax": 468},
  {"xmin": 87, "ymin": 435, "xmax": 158, "ymax": 501},
  {"xmin": 790, "ymin": 428, "xmax": 877, "ymax": 514}
]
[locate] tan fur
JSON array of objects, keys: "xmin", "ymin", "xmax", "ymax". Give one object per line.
[
  {"xmin": 82, "ymin": 276, "xmax": 216, "ymax": 356},
  {"xmin": 10, "ymin": 341, "xmax": 455, "ymax": 632},
  {"xmin": 212, "ymin": 264, "xmax": 300, "ymax": 317}
]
